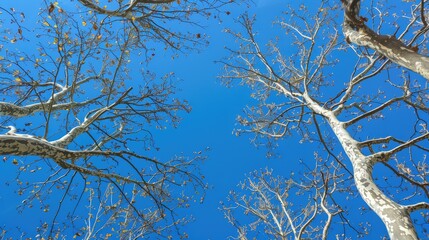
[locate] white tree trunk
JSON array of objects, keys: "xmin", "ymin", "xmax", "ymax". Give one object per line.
[
  {"xmin": 326, "ymin": 112, "xmax": 418, "ymax": 239},
  {"xmin": 343, "ymin": 25, "xmax": 429, "ymax": 81},
  {"xmin": 303, "ymin": 93, "xmax": 418, "ymax": 239}
]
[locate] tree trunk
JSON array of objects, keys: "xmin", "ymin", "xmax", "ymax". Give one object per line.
[
  {"xmin": 343, "ymin": 24, "xmax": 429, "ymax": 81},
  {"xmin": 325, "ymin": 112, "xmax": 418, "ymax": 239}
]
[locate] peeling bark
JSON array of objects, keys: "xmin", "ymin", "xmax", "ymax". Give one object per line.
[
  {"xmin": 352, "ymin": 158, "xmax": 417, "ymax": 240},
  {"xmin": 343, "ymin": 24, "xmax": 429, "ymax": 80},
  {"xmin": 0, "ymin": 100, "xmax": 96, "ymax": 117},
  {"xmin": 0, "ymin": 135, "xmax": 154, "ymax": 186},
  {"xmin": 341, "ymin": 0, "xmax": 429, "ymax": 80},
  {"xmin": 338, "ymin": 1, "xmax": 425, "ymax": 238},
  {"xmin": 0, "ymin": 0, "xmax": 215, "ymax": 236},
  {"xmin": 303, "ymin": 92, "xmax": 418, "ymax": 239},
  {"xmin": 223, "ymin": 3, "xmax": 428, "ymax": 238},
  {"xmin": 0, "ymin": 135, "xmax": 108, "ymax": 162},
  {"xmin": 326, "ymin": 115, "xmax": 418, "ymax": 240}
]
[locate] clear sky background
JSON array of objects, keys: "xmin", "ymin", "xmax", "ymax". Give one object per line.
[
  {"xmin": 0, "ymin": 0, "xmax": 409, "ymax": 239},
  {"xmin": 150, "ymin": 2, "xmax": 304, "ymax": 238},
  {"xmin": 136, "ymin": 1, "xmax": 387, "ymax": 238}
]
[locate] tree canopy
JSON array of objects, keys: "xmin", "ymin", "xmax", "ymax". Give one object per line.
[
  {"xmin": 0, "ymin": 0, "xmax": 227, "ymax": 238},
  {"xmin": 1, "ymin": 0, "xmax": 429, "ymax": 239},
  {"xmin": 221, "ymin": 0, "xmax": 429, "ymax": 239}
]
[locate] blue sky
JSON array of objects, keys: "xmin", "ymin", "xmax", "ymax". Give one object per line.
[
  {"xmin": 0, "ymin": 1, "xmax": 305, "ymax": 238},
  {"xmin": 148, "ymin": 2, "xmax": 302, "ymax": 238},
  {"xmin": 141, "ymin": 1, "xmax": 384, "ymax": 238},
  {"xmin": 1, "ymin": 0, "xmax": 420, "ymax": 239}
]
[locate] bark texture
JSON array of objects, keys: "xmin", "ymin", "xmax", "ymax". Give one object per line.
[
  {"xmin": 326, "ymin": 113, "xmax": 418, "ymax": 239},
  {"xmin": 223, "ymin": 1, "xmax": 429, "ymax": 238},
  {"xmin": 340, "ymin": 1, "xmax": 426, "ymax": 238},
  {"xmin": 341, "ymin": 0, "xmax": 429, "ymax": 80},
  {"xmin": 343, "ymin": 25, "xmax": 429, "ymax": 80}
]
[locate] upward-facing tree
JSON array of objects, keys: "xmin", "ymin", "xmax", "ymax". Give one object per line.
[
  {"xmin": 221, "ymin": 0, "xmax": 429, "ymax": 239},
  {"xmin": 0, "ymin": 0, "xmax": 226, "ymax": 238}
]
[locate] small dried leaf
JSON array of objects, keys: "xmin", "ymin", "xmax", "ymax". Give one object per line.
[{"xmin": 48, "ymin": 3, "xmax": 55, "ymax": 13}]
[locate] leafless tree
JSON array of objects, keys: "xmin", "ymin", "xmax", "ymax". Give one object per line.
[
  {"xmin": 77, "ymin": 0, "xmax": 231, "ymax": 51},
  {"xmin": 221, "ymin": 0, "xmax": 429, "ymax": 239},
  {"xmin": 222, "ymin": 156, "xmax": 353, "ymax": 240},
  {"xmin": 0, "ymin": 0, "xmax": 225, "ymax": 238}
]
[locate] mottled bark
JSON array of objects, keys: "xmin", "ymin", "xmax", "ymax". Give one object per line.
[
  {"xmin": 0, "ymin": 134, "xmax": 154, "ymax": 186},
  {"xmin": 341, "ymin": 0, "xmax": 429, "ymax": 80},
  {"xmin": 343, "ymin": 25, "xmax": 429, "ymax": 80},
  {"xmin": 339, "ymin": 1, "xmax": 424, "ymax": 238},
  {"xmin": 303, "ymin": 92, "xmax": 418, "ymax": 239},
  {"xmin": 0, "ymin": 0, "xmax": 213, "ymax": 237},
  {"xmin": 0, "ymin": 100, "xmax": 96, "ymax": 117},
  {"xmin": 0, "ymin": 135, "xmax": 111, "ymax": 162},
  {"xmin": 326, "ymin": 113, "xmax": 418, "ymax": 240},
  {"xmin": 0, "ymin": 135, "xmax": 78, "ymax": 160}
]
